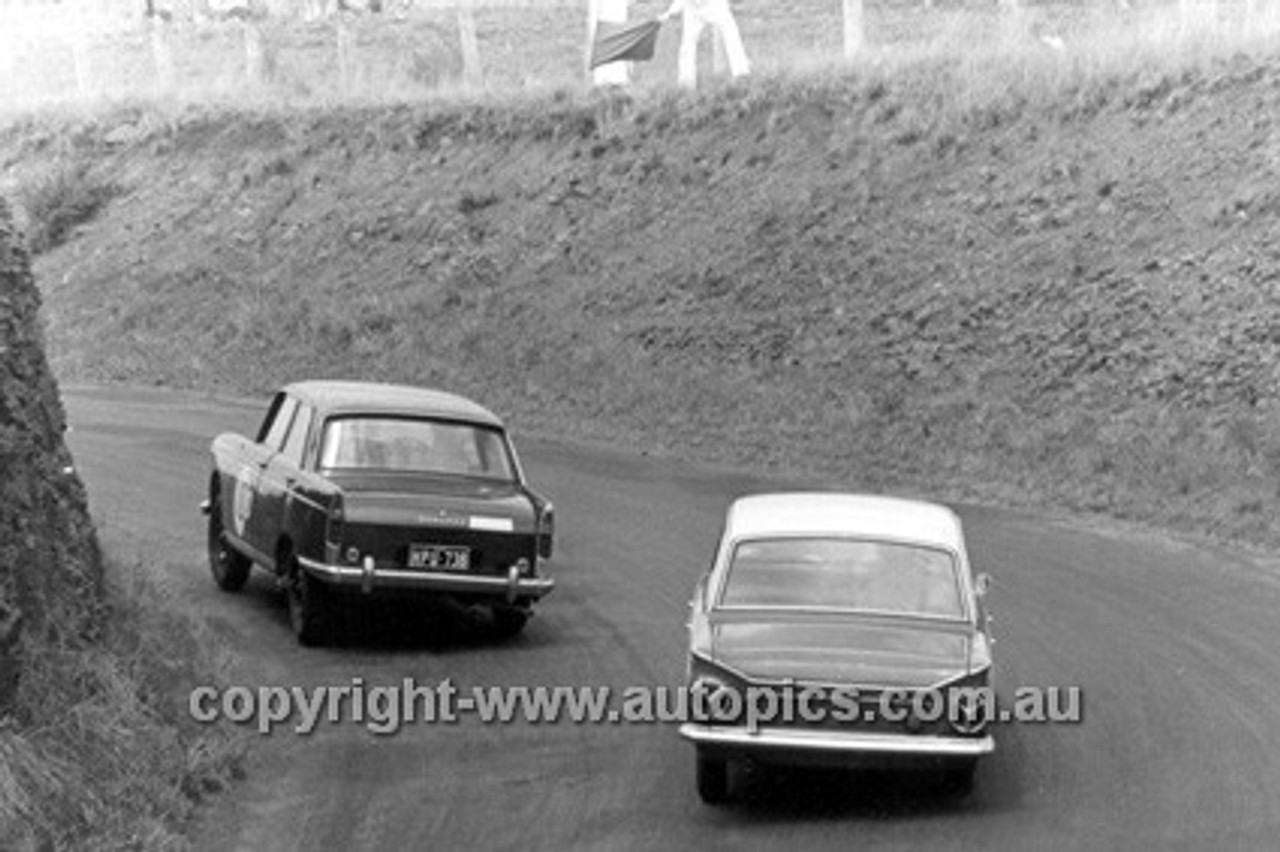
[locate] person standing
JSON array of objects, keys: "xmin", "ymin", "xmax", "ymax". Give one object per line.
[{"xmin": 660, "ymin": 0, "xmax": 749, "ymax": 88}]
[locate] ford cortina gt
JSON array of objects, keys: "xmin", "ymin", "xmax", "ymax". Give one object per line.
[
  {"xmin": 202, "ymin": 381, "xmax": 554, "ymax": 646},
  {"xmin": 680, "ymin": 493, "xmax": 994, "ymax": 803}
]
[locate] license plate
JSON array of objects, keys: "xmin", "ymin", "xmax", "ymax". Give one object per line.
[{"xmin": 408, "ymin": 545, "xmax": 471, "ymax": 571}]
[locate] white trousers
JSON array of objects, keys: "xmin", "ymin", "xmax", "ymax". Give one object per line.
[{"xmin": 678, "ymin": 4, "xmax": 749, "ymax": 88}]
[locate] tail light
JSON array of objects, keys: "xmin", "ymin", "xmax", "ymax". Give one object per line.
[
  {"xmin": 946, "ymin": 669, "xmax": 994, "ymax": 736},
  {"xmin": 536, "ymin": 502, "xmax": 554, "ymax": 560},
  {"xmin": 325, "ymin": 494, "xmax": 345, "ymax": 563}
]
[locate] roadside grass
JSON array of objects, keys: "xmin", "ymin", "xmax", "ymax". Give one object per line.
[
  {"xmin": 0, "ymin": 559, "xmax": 244, "ymax": 852},
  {"xmin": 12, "ymin": 156, "xmax": 119, "ymax": 255}
]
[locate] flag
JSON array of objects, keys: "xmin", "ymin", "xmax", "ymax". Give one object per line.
[{"xmin": 589, "ymin": 19, "xmax": 663, "ymax": 69}]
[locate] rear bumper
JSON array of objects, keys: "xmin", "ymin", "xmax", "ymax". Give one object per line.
[
  {"xmin": 679, "ymin": 724, "xmax": 993, "ymax": 765},
  {"xmin": 297, "ymin": 555, "xmax": 554, "ymax": 602}
]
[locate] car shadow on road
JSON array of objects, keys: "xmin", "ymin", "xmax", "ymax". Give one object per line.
[
  {"xmin": 234, "ymin": 576, "xmax": 551, "ymax": 653},
  {"xmin": 723, "ymin": 765, "xmax": 1000, "ymax": 822},
  {"xmin": 332, "ymin": 598, "xmax": 536, "ymax": 652},
  {"xmin": 708, "ymin": 725, "xmax": 1033, "ymax": 823}
]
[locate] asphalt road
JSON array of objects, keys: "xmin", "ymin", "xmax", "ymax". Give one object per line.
[{"xmin": 63, "ymin": 385, "xmax": 1280, "ymax": 851}]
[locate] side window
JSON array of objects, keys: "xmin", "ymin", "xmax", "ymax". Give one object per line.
[
  {"xmin": 280, "ymin": 404, "xmax": 313, "ymax": 469},
  {"xmin": 262, "ymin": 396, "xmax": 298, "ymax": 452}
]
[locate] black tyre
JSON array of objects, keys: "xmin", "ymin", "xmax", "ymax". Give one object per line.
[
  {"xmin": 696, "ymin": 750, "xmax": 730, "ymax": 805},
  {"xmin": 208, "ymin": 496, "xmax": 252, "ymax": 592},
  {"xmin": 287, "ymin": 562, "xmax": 331, "ymax": 647},
  {"xmin": 492, "ymin": 605, "xmax": 530, "ymax": 638}
]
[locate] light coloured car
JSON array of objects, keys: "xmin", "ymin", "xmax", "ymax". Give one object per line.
[{"xmin": 679, "ymin": 493, "xmax": 994, "ymax": 804}]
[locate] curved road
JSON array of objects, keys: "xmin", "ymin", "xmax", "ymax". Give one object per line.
[{"xmin": 64, "ymin": 385, "xmax": 1280, "ymax": 851}]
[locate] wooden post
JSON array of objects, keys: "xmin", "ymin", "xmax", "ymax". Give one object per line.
[
  {"xmin": 842, "ymin": 0, "xmax": 865, "ymax": 59},
  {"xmin": 243, "ymin": 20, "xmax": 274, "ymax": 86},
  {"xmin": 998, "ymin": 0, "xmax": 1022, "ymax": 48},
  {"xmin": 336, "ymin": 17, "xmax": 354, "ymax": 94},
  {"xmin": 456, "ymin": 0, "xmax": 481, "ymax": 86},
  {"xmin": 1177, "ymin": 0, "xmax": 1211, "ymax": 41},
  {"xmin": 0, "ymin": 24, "xmax": 14, "ymax": 101},
  {"xmin": 70, "ymin": 29, "xmax": 92, "ymax": 98},
  {"xmin": 150, "ymin": 18, "xmax": 175, "ymax": 94}
]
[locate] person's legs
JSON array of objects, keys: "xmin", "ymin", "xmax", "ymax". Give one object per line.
[
  {"xmin": 708, "ymin": 6, "xmax": 750, "ymax": 77},
  {"xmin": 678, "ymin": 10, "xmax": 705, "ymax": 88}
]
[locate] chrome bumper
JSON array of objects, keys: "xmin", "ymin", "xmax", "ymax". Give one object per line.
[
  {"xmin": 297, "ymin": 555, "xmax": 554, "ymax": 601},
  {"xmin": 679, "ymin": 724, "xmax": 994, "ymax": 757}
]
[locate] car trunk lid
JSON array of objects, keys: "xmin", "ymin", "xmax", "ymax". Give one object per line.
[
  {"xmin": 326, "ymin": 472, "xmax": 535, "ymax": 532},
  {"xmin": 708, "ymin": 611, "xmax": 973, "ymax": 688}
]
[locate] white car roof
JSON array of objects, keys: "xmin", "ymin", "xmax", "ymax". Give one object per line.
[{"xmin": 724, "ymin": 492, "xmax": 965, "ymax": 552}]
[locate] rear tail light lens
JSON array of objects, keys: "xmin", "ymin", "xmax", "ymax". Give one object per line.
[
  {"xmin": 537, "ymin": 502, "xmax": 554, "ymax": 560},
  {"xmin": 323, "ymin": 496, "xmax": 345, "ymax": 564},
  {"xmin": 946, "ymin": 670, "xmax": 994, "ymax": 736},
  {"xmin": 326, "ymin": 495, "xmax": 345, "ymax": 545}
]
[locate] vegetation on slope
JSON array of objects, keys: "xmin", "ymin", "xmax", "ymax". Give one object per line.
[
  {"xmin": 0, "ymin": 199, "xmax": 241, "ymax": 851},
  {"xmin": 6, "ymin": 33, "xmax": 1280, "ymax": 555}
]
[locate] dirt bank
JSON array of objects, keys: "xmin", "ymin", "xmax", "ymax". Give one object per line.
[
  {"xmin": 6, "ymin": 52, "xmax": 1280, "ymax": 547},
  {"xmin": 0, "ymin": 197, "xmax": 240, "ymax": 852}
]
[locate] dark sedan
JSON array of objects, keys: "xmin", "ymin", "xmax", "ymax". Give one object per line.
[{"xmin": 202, "ymin": 380, "xmax": 554, "ymax": 645}]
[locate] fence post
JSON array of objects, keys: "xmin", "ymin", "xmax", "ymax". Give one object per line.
[
  {"xmin": 998, "ymin": 0, "xmax": 1023, "ymax": 48},
  {"xmin": 336, "ymin": 16, "xmax": 354, "ymax": 95},
  {"xmin": 0, "ymin": 22, "xmax": 13, "ymax": 103},
  {"xmin": 150, "ymin": 17, "xmax": 175, "ymax": 94},
  {"xmin": 243, "ymin": 20, "xmax": 274, "ymax": 86},
  {"xmin": 70, "ymin": 28, "xmax": 92, "ymax": 98},
  {"xmin": 842, "ymin": 0, "xmax": 865, "ymax": 58},
  {"xmin": 456, "ymin": 0, "xmax": 482, "ymax": 86}
]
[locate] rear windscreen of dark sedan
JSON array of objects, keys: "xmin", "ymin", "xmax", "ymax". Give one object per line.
[
  {"xmin": 318, "ymin": 416, "xmax": 516, "ymax": 480},
  {"xmin": 719, "ymin": 538, "xmax": 964, "ymax": 619}
]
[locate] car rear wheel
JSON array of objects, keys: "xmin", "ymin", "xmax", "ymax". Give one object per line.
[
  {"xmin": 696, "ymin": 750, "xmax": 731, "ymax": 805},
  {"xmin": 207, "ymin": 497, "xmax": 251, "ymax": 592},
  {"xmin": 288, "ymin": 562, "xmax": 331, "ymax": 647},
  {"xmin": 492, "ymin": 605, "xmax": 530, "ymax": 638}
]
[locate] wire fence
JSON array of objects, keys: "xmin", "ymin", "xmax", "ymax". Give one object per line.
[{"xmin": 2, "ymin": 0, "xmax": 1279, "ymax": 107}]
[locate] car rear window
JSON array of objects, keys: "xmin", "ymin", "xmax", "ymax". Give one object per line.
[
  {"xmin": 318, "ymin": 416, "xmax": 515, "ymax": 481},
  {"xmin": 719, "ymin": 537, "xmax": 965, "ymax": 619}
]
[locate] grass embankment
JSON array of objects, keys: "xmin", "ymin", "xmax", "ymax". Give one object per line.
[
  {"xmin": 1, "ymin": 567, "xmax": 244, "ymax": 851},
  {"xmin": 0, "ymin": 201, "xmax": 241, "ymax": 850},
  {"xmin": 6, "ymin": 12, "xmax": 1280, "ymax": 554}
]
